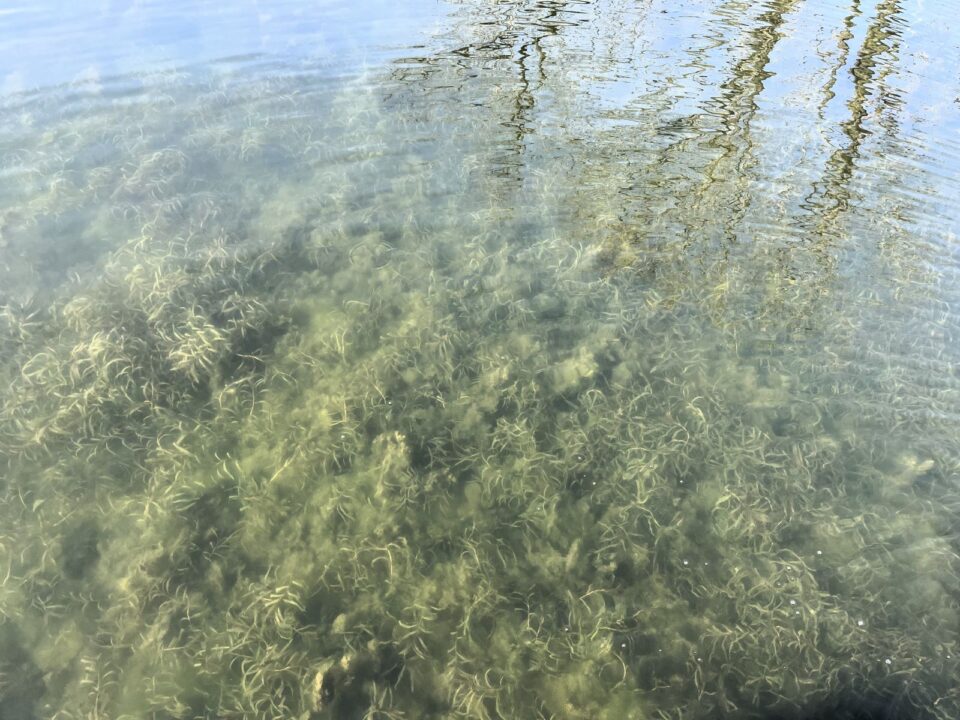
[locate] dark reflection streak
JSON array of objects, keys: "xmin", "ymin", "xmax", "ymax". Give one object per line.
[
  {"xmin": 681, "ymin": 0, "xmax": 803, "ymax": 329},
  {"xmin": 710, "ymin": 0, "xmax": 800, "ymax": 139},
  {"xmin": 385, "ymin": 5, "xmax": 525, "ymax": 98},
  {"xmin": 505, "ymin": 3, "xmax": 563, "ymax": 156},
  {"xmin": 699, "ymin": 0, "xmax": 801, "ymax": 243},
  {"xmin": 509, "ymin": 30, "xmax": 535, "ymax": 148},
  {"xmin": 436, "ymin": 2, "xmax": 584, "ymax": 62},
  {"xmin": 386, "ymin": 2, "xmax": 589, "ymax": 184},
  {"xmin": 774, "ymin": 0, "xmax": 905, "ymax": 325},
  {"xmin": 871, "ymin": 15, "xmax": 906, "ymax": 137},
  {"xmin": 804, "ymin": 0, "xmax": 904, "ymax": 225},
  {"xmin": 604, "ymin": 1, "xmax": 801, "ymax": 302},
  {"xmin": 625, "ymin": 0, "xmax": 799, "ymax": 201},
  {"xmin": 818, "ymin": 0, "xmax": 861, "ymax": 120}
]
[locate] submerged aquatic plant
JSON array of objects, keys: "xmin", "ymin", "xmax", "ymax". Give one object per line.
[{"xmin": 1, "ymin": 7, "xmax": 959, "ymax": 719}]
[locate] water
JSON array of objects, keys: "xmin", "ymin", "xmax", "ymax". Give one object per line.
[{"xmin": 1, "ymin": 1, "xmax": 959, "ymax": 718}]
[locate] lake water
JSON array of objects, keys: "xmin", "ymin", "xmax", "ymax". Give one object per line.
[{"xmin": 1, "ymin": 1, "xmax": 959, "ymax": 718}]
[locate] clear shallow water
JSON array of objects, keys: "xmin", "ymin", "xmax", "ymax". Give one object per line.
[{"xmin": 1, "ymin": 1, "xmax": 959, "ymax": 719}]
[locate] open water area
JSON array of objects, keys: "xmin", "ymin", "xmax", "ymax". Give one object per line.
[{"xmin": 1, "ymin": 1, "xmax": 959, "ymax": 718}]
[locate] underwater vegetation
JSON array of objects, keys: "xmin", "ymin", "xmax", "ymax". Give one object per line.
[{"xmin": 2, "ymin": 2, "xmax": 960, "ymax": 718}]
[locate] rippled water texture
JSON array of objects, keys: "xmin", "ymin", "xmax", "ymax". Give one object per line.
[{"xmin": 1, "ymin": 1, "xmax": 959, "ymax": 719}]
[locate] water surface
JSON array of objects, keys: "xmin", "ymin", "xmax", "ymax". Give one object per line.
[{"xmin": 1, "ymin": 1, "xmax": 959, "ymax": 719}]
